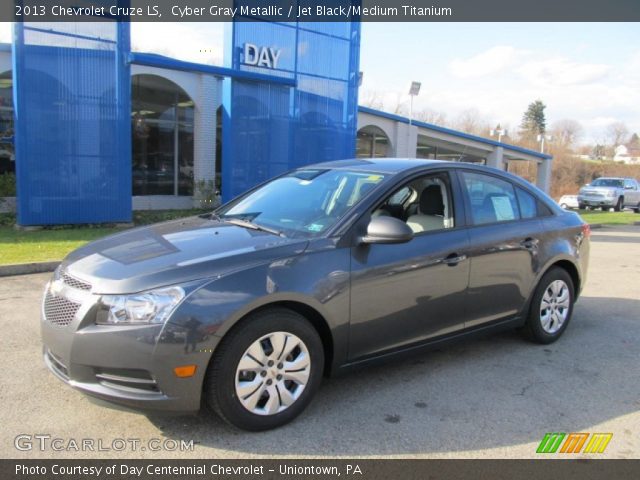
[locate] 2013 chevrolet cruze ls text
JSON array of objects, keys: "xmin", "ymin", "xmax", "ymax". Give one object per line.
[{"xmin": 42, "ymin": 159, "xmax": 590, "ymax": 430}]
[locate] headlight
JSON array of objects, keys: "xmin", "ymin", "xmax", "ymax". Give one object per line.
[{"xmin": 97, "ymin": 286, "xmax": 185, "ymax": 325}]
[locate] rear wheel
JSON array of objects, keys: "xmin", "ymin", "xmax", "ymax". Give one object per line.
[
  {"xmin": 614, "ymin": 197, "xmax": 623, "ymax": 212},
  {"xmin": 204, "ymin": 308, "xmax": 324, "ymax": 431},
  {"xmin": 560, "ymin": 203, "xmax": 568, "ymax": 209},
  {"xmin": 521, "ymin": 267, "xmax": 575, "ymax": 344},
  {"xmin": 634, "ymin": 202, "xmax": 640, "ymax": 213}
]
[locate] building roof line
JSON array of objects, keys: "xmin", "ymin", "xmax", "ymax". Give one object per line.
[{"xmin": 358, "ymin": 106, "xmax": 553, "ymax": 160}]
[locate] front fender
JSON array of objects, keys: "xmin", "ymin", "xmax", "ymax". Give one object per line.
[{"xmin": 165, "ymin": 242, "xmax": 351, "ymax": 373}]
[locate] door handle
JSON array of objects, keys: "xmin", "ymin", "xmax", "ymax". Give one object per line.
[
  {"xmin": 442, "ymin": 253, "xmax": 467, "ymax": 267},
  {"xmin": 521, "ymin": 237, "xmax": 539, "ymax": 250}
]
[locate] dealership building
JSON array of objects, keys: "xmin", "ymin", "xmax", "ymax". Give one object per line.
[{"xmin": 0, "ymin": 21, "xmax": 552, "ymax": 225}]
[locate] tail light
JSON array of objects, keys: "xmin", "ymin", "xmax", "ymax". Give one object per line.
[{"xmin": 581, "ymin": 223, "xmax": 591, "ymax": 238}]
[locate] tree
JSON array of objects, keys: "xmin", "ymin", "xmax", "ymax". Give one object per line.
[
  {"xmin": 454, "ymin": 108, "xmax": 489, "ymax": 136},
  {"xmin": 628, "ymin": 132, "xmax": 639, "ymax": 148},
  {"xmin": 414, "ymin": 108, "xmax": 448, "ymax": 126},
  {"xmin": 551, "ymin": 119, "xmax": 583, "ymax": 149},
  {"xmin": 605, "ymin": 121, "xmax": 629, "ymax": 148},
  {"xmin": 359, "ymin": 90, "xmax": 385, "ymax": 110},
  {"xmin": 520, "ymin": 100, "xmax": 547, "ymax": 140}
]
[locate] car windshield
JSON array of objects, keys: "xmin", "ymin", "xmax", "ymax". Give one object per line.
[
  {"xmin": 216, "ymin": 169, "xmax": 387, "ymax": 238},
  {"xmin": 591, "ymin": 178, "xmax": 623, "ymax": 187}
]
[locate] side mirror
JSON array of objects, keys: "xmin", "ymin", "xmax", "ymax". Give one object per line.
[
  {"xmin": 361, "ymin": 216, "xmax": 414, "ymax": 245},
  {"xmin": 625, "ymin": 185, "xmax": 634, "ymax": 190}
]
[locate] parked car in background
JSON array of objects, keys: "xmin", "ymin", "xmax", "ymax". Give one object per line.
[
  {"xmin": 41, "ymin": 159, "xmax": 590, "ymax": 431},
  {"xmin": 558, "ymin": 195, "xmax": 579, "ymax": 210},
  {"xmin": 578, "ymin": 177, "xmax": 640, "ymax": 212}
]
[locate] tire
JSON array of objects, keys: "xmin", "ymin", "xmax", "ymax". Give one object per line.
[
  {"xmin": 634, "ymin": 203, "xmax": 640, "ymax": 213},
  {"xmin": 614, "ymin": 197, "xmax": 623, "ymax": 212},
  {"xmin": 578, "ymin": 203, "xmax": 586, "ymax": 210},
  {"xmin": 521, "ymin": 267, "xmax": 575, "ymax": 344},
  {"xmin": 560, "ymin": 203, "xmax": 568, "ymax": 209},
  {"xmin": 204, "ymin": 308, "xmax": 324, "ymax": 431},
  {"xmin": 602, "ymin": 206, "xmax": 610, "ymax": 211}
]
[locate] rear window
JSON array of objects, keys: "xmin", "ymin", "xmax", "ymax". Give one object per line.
[{"xmin": 516, "ymin": 187, "xmax": 538, "ymax": 219}]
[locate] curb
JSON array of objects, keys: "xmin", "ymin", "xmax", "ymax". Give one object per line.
[
  {"xmin": 0, "ymin": 261, "xmax": 60, "ymax": 277},
  {"xmin": 588, "ymin": 223, "xmax": 603, "ymax": 229}
]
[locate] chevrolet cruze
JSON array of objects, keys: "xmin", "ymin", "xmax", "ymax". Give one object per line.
[{"xmin": 41, "ymin": 159, "xmax": 590, "ymax": 431}]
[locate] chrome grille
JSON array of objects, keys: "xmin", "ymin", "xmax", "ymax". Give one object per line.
[
  {"xmin": 61, "ymin": 272, "xmax": 91, "ymax": 291},
  {"xmin": 44, "ymin": 292, "xmax": 81, "ymax": 327}
]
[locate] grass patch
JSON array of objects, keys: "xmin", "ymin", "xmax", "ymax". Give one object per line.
[
  {"xmin": 577, "ymin": 209, "xmax": 640, "ymax": 226},
  {"xmin": 0, "ymin": 209, "xmax": 209, "ymax": 266}
]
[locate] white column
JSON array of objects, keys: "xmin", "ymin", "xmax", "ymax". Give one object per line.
[
  {"xmin": 393, "ymin": 123, "xmax": 418, "ymax": 158},
  {"xmin": 536, "ymin": 159, "xmax": 552, "ymax": 193},
  {"xmin": 194, "ymin": 74, "xmax": 219, "ymax": 187},
  {"xmin": 486, "ymin": 146, "xmax": 504, "ymax": 170}
]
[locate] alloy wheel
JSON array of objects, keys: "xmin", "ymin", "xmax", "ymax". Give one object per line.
[
  {"xmin": 539, "ymin": 280, "xmax": 570, "ymax": 334},
  {"xmin": 235, "ymin": 331, "xmax": 311, "ymax": 416}
]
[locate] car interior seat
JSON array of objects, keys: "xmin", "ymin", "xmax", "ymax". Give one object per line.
[{"xmin": 406, "ymin": 185, "xmax": 445, "ymax": 233}]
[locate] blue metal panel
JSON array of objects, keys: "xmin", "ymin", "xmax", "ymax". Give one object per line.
[
  {"xmin": 222, "ymin": 16, "xmax": 361, "ymax": 202},
  {"xmin": 14, "ymin": 19, "xmax": 131, "ymax": 225}
]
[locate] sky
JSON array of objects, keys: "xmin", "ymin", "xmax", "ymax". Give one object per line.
[{"xmin": 1, "ymin": 22, "xmax": 638, "ymax": 144}]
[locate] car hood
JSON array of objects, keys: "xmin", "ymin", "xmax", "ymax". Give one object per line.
[{"xmin": 59, "ymin": 216, "xmax": 309, "ymax": 294}]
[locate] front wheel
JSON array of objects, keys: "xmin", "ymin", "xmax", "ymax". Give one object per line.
[
  {"xmin": 521, "ymin": 267, "xmax": 575, "ymax": 344},
  {"xmin": 204, "ymin": 308, "xmax": 324, "ymax": 431},
  {"xmin": 614, "ymin": 197, "xmax": 623, "ymax": 212}
]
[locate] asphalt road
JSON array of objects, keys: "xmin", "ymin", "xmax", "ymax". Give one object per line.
[{"xmin": 1, "ymin": 226, "xmax": 639, "ymax": 459}]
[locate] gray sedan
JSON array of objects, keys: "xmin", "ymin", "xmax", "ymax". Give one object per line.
[{"xmin": 41, "ymin": 159, "xmax": 590, "ymax": 430}]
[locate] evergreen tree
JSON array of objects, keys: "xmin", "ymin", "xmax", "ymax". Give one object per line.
[{"xmin": 520, "ymin": 100, "xmax": 547, "ymax": 139}]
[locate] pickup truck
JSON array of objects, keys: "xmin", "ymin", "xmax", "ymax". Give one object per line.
[{"xmin": 578, "ymin": 177, "xmax": 640, "ymax": 212}]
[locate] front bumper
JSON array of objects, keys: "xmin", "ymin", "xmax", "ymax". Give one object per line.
[
  {"xmin": 40, "ymin": 279, "xmax": 217, "ymax": 414},
  {"xmin": 577, "ymin": 195, "xmax": 616, "ymax": 207}
]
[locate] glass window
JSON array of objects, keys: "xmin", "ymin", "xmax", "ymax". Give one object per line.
[
  {"xmin": 0, "ymin": 71, "xmax": 14, "ymax": 175},
  {"xmin": 218, "ymin": 169, "xmax": 386, "ymax": 238},
  {"xmin": 516, "ymin": 187, "xmax": 538, "ymax": 219},
  {"xmin": 356, "ymin": 126, "xmax": 390, "ymax": 158},
  {"xmin": 591, "ymin": 178, "xmax": 623, "ymax": 188},
  {"xmin": 461, "ymin": 171, "xmax": 520, "ymax": 225},
  {"xmin": 132, "ymin": 75, "xmax": 194, "ymax": 196},
  {"xmin": 373, "ymin": 174, "xmax": 454, "ymax": 233}
]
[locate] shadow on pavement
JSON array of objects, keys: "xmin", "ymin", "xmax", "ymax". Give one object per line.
[{"xmin": 147, "ymin": 296, "xmax": 640, "ymax": 456}]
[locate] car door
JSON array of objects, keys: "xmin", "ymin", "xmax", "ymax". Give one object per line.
[
  {"xmin": 348, "ymin": 171, "xmax": 471, "ymax": 361},
  {"xmin": 458, "ymin": 170, "xmax": 543, "ymax": 327},
  {"xmin": 624, "ymin": 179, "xmax": 640, "ymax": 207}
]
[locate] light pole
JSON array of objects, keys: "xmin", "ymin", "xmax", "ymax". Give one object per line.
[
  {"xmin": 537, "ymin": 133, "xmax": 553, "ymax": 153},
  {"xmin": 408, "ymin": 81, "xmax": 421, "ymax": 125},
  {"xmin": 490, "ymin": 124, "xmax": 508, "ymax": 143}
]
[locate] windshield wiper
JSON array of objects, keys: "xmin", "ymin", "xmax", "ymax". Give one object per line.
[{"xmin": 224, "ymin": 218, "xmax": 285, "ymax": 237}]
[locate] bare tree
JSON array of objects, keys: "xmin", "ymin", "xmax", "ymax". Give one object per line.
[
  {"xmin": 453, "ymin": 108, "xmax": 490, "ymax": 136},
  {"xmin": 551, "ymin": 119, "xmax": 583, "ymax": 149},
  {"xmin": 359, "ymin": 90, "xmax": 385, "ymax": 110},
  {"xmin": 414, "ymin": 108, "xmax": 448, "ymax": 126},
  {"xmin": 605, "ymin": 121, "xmax": 629, "ymax": 148},
  {"xmin": 391, "ymin": 92, "xmax": 407, "ymax": 115}
]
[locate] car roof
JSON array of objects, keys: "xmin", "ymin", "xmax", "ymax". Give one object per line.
[{"xmin": 309, "ymin": 158, "xmax": 456, "ymax": 174}]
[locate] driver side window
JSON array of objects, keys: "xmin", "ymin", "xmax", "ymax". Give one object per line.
[{"xmin": 372, "ymin": 173, "xmax": 455, "ymax": 234}]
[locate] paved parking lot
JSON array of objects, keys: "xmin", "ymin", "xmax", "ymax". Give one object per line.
[{"xmin": 1, "ymin": 226, "xmax": 639, "ymax": 459}]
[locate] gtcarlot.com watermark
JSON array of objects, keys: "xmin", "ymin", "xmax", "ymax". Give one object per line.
[{"xmin": 15, "ymin": 434, "xmax": 194, "ymax": 452}]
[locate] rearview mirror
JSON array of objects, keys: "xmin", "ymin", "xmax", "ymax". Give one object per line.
[{"xmin": 361, "ymin": 216, "xmax": 414, "ymax": 245}]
